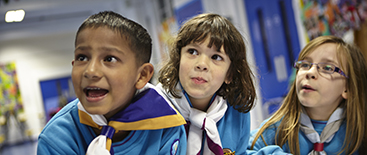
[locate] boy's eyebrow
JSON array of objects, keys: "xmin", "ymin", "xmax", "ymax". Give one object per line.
[
  {"xmin": 99, "ymin": 47, "xmax": 125, "ymax": 54},
  {"xmin": 74, "ymin": 46, "xmax": 91, "ymax": 51},
  {"xmin": 74, "ymin": 46, "xmax": 124, "ymax": 54}
]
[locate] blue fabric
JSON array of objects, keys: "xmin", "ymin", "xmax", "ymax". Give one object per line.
[
  {"xmin": 217, "ymin": 106, "xmax": 251, "ymax": 154},
  {"xmin": 311, "ymin": 119, "xmax": 327, "ymax": 135},
  {"xmin": 37, "ymin": 99, "xmax": 187, "ymax": 155},
  {"xmin": 246, "ymin": 118, "xmax": 358, "ymax": 155}
]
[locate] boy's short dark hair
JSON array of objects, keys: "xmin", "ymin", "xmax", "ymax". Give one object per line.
[{"xmin": 75, "ymin": 11, "xmax": 152, "ymax": 65}]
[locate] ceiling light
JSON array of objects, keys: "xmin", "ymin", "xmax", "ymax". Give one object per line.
[{"xmin": 5, "ymin": 9, "xmax": 25, "ymax": 23}]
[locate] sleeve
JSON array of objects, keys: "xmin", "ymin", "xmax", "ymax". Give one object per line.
[
  {"xmin": 37, "ymin": 135, "xmax": 60, "ymax": 155},
  {"xmin": 246, "ymin": 120, "xmax": 292, "ymax": 155},
  {"xmin": 159, "ymin": 125, "xmax": 187, "ymax": 155},
  {"xmin": 36, "ymin": 101, "xmax": 87, "ymax": 155},
  {"xmin": 37, "ymin": 132, "xmax": 78, "ymax": 155}
]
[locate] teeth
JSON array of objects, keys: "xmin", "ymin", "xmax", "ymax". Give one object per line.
[
  {"xmin": 87, "ymin": 87, "xmax": 101, "ymax": 90},
  {"xmin": 84, "ymin": 87, "xmax": 102, "ymax": 95}
]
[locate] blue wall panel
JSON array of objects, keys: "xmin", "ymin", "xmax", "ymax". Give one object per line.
[{"xmin": 245, "ymin": 0, "xmax": 300, "ymax": 115}]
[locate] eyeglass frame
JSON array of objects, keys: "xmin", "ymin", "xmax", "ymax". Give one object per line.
[{"xmin": 293, "ymin": 60, "xmax": 349, "ymax": 78}]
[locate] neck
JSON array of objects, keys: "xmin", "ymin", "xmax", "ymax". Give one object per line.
[
  {"xmin": 188, "ymin": 96, "xmax": 212, "ymax": 112},
  {"xmin": 304, "ymin": 106, "xmax": 339, "ymax": 121}
]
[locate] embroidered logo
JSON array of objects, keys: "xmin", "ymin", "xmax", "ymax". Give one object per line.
[
  {"xmin": 223, "ymin": 148, "xmax": 235, "ymax": 155},
  {"xmin": 171, "ymin": 139, "xmax": 179, "ymax": 155}
]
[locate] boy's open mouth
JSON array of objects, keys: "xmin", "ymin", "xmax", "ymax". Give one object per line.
[{"xmin": 83, "ymin": 87, "xmax": 109, "ymax": 97}]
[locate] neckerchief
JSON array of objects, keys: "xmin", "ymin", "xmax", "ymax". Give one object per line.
[
  {"xmin": 300, "ymin": 107, "xmax": 344, "ymax": 155},
  {"xmin": 78, "ymin": 83, "xmax": 186, "ymax": 155},
  {"xmin": 161, "ymin": 83, "xmax": 227, "ymax": 155}
]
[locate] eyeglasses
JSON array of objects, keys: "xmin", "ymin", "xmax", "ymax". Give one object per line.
[{"xmin": 294, "ymin": 60, "xmax": 348, "ymax": 78}]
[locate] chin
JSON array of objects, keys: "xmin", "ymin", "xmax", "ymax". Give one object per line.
[{"xmin": 84, "ymin": 106, "xmax": 108, "ymax": 115}]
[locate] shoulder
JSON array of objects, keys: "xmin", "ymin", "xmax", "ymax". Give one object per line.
[
  {"xmin": 39, "ymin": 99, "xmax": 92, "ymax": 140},
  {"xmin": 250, "ymin": 117, "xmax": 281, "ymax": 138},
  {"xmin": 38, "ymin": 98, "xmax": 90, "ymax": 154},
  {"xmin": 224, "ymin": 103, "xmax": 250, "ymax": 120},
  {"xmin": 218, "ymin": 104, "xmax": 251, "ymax": 133},
  {"xmin": 248, "ymin": 118, "xmax": 281, "ymax": 150},
  {"xmin": 161, "ymin": 126, "xmax": 187, "ymax": 155},
  {"xmin": 217, "ymin": 102, "xmax": 251, "ymax": 128},
  {"xmin": 41, "ymin": 99, "xmax": 80, "ymax": 132},
  {"xmin": 259, "ymin": 117, "xmax": 281, "ymax": 130},
  {"xmin": 155, "ymin": 82, "xmax": 174, "ymax": 100},
  {"xmin": 218, "ymin": 104, "xmax": 251, "ymax": 154},
  {"xmin": 162, "ymin": 125, "xmax": 186, "ymax": 136}
]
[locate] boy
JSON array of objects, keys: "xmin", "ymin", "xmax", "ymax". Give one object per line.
[{"xmin": 37, "ymin": 11, "xmax": 186, "ymax": 155}]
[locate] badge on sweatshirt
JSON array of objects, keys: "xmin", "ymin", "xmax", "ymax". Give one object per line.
[
  {"xmin": 223, "ymin": 148, "xmax": 235, "ymax": 155},
  {"xmin": 171, "ymin": 139, "xmax": 179, "ymax": 155}
]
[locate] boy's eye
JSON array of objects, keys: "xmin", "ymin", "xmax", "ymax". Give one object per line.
[
  {"xmin": 76, "ymin": 55, "xmax": 88, "ymax": 61},
  {"xmin": 188, "ymin": 49, "xmax": 198, "ymax": 55},
  {"xmin": 212, "ymin": 54, "xmax": 223, "ymax": 61},
  {"xmin": 104, "ymin": 56, "xmax": 117, "ymax": 63}
]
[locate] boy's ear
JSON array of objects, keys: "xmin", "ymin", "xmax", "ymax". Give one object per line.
[
  {"xmin": 135, "ymin": 63, "xmax": 154, "ymax": 89},
  {"xmin": 72, "ymin": 60, "xmax": 74, "ymax": 66}
]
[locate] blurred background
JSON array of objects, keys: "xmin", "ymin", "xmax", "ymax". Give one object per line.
[{"xmin": 0, "ymin": 0, "xmax": 366, "ymax": 154}]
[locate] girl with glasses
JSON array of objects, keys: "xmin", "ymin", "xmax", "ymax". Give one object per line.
[{"xmin": 247, "ymin": 35, "xmax": 367, "ymax": 155}]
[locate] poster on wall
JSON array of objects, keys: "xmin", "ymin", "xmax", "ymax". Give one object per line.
[
  {"xmin": 40, "ymin": 76, "xmax": 76, "ymax": 122},
  {"xmin": 0, "ymin": 62, "xmax": 29, "ymax": 145},
  {"xmin": 301, "ymin": 0, "xmax": 367, "ymax": 40},
  {"xmin": 0, "ymin": 62, "xmax": 23, "ymax": 120},
  {"xmin": 158, "ymin": 17, "xmax": 178, "ymax": 61}
]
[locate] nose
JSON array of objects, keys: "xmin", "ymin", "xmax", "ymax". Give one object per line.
[
  {"xmin": 305, "ymin": 64, "xmax": 318, "ymax": 79},
  {"xmin": 195, "ymin": 55, "xmax": 209, "ymax": 71},
  {"xmin": 83, "ymin": 59, "xmax": 102, "ymax": 79}
]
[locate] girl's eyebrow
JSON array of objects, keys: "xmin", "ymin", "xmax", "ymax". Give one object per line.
[
  {"xmin": 186, "ymin": 42, "xmax": 201, "ymax": 48},
  {"xmin": 186, "ymin": 42, "xmax": 227, "ymax": 54},
  {"xmin": 321, "ymin": 59, "xmax": 337, "ymax": 64},
  {"xmin": 302, "ymin": 57, "xmax": 312, "ymax": 61},
  {"xmin": 304, "ymin": 56, "xmax": 339, "ymax": 65}
]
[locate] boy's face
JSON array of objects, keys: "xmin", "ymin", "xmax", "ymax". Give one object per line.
[
  {"xmin": 72, "ymin": 27, "xmax": 141, "ymax": 118},
  {"xmin": 179, "ymin": 37, "xmax": 231, "ymax": 110}
]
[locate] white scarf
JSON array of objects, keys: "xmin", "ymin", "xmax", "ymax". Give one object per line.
[
  {"xmin": 78, "ymin": 103, "xmax": 111, "ymax": 155},
  {"xmin": 300, "ymin": 108, "xmax": 344, "ymax": 155},
  {"xmin": 158, "ymin": 83, "xmax": 228, "ymax": 155}
]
